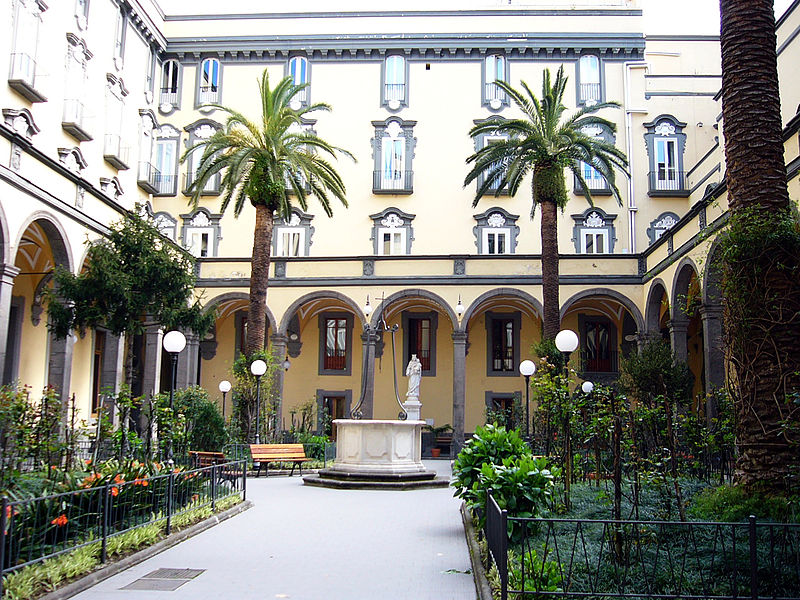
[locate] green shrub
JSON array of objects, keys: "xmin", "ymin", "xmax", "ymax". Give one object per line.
[
  {"xmin": 452, "ymin": 424, "xmax": 531, "ymax": 506},
  {"xmin": 508, "ymin": 548, "xmax": 563, "ymax": 599},
  {"xmin": 690, "ymin": 485, "xmax": 799, "ymax": 523}
]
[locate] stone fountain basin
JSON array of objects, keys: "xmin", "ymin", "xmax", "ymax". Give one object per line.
[{"xmin": 329, "ymin": 419, "xmax": 427, "ymax": 475}]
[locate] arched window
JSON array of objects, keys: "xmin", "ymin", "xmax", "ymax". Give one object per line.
[
  {"xmin": 578, "ymin": 55, "xmax": 601, "ymax": 104},
  {"xmin": 160, "ymin": 60, "xmax": 181, "ymax": 108},
  {"xmin": 383, "ymin": 55, "xmax": 407, "ymax": 109},
  {"xmin": 198, "ymin": 58, "xmax": 220, "ymax": 104},
  {"xmin": 483, "ymin": 54, "xmax": 507, "ymax": 108},
  {"xmin": 288, "ymin": 56, "xmax": 309, "ymax": 105}
]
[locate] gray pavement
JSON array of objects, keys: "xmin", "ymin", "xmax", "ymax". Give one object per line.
[{"xmin": 71, "ymin": 460, "xmax": 476, "ymax": 600}]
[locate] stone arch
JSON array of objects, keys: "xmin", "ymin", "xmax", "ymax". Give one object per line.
[
  {"xmin": 671, "ymin": 257, "xmax": 701, "ymax": 324},
  {"xmin": 372, "ymin": 289, "xmax": 459, "ymax": 332},
  {"xmin": 702, "ymin": 238, "xmax": 724, "ymax": 308},
  {"xmin": 14, "ymin": 211, "xmax": 74, "ymax": 272},
  {"xmin": 461, "ymin": 287, "xmax": 543, "ymax": 334},
  {"xmin": 559, "ymin": 288, "xmax": 644, "ymax": 334},
  {"xmin": 0, "ymin": 202, "xmax": 9, "ymax": 265},
  {"xmin": 203, "ymin": 291, "xmax": 277, "ymax": 332},
  {"xmin": 645, "ymin": 278, "xmax": 670, "ymax": 335},
  {"xmin": 279, "ymin": 290, "xmax": 364, "ymax": 334}
]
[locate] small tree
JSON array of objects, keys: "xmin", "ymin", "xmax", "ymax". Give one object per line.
[{"xmin": 47, "ymin": 208, "xmax": 214, "ymax": 389}]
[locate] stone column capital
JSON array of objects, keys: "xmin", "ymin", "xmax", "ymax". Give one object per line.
[
  {"xmin": 0, "ymin": 264, "xmax": 20, "ymax": 284},
  {"xmin": 270, "ymin": 333, "xmax": 289, "ymax": 347},
  {"xmin": 698, "ymin": 305, "xmax": 723, "ymax": 319},
  {"xmin": 452, "ymin": 330, "xmax": 468, "ymax": 344},
  {"xmin": 668, "ymin": 319, "xmax": 689, "ymax": 334}
]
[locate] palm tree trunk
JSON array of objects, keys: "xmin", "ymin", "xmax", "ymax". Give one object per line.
[
  {"xmin": 246, "ymin": 203, "xmax": 274, "ymax": 355},
  {"xmin": 720, "ymin": 0, "xmax": 800, "ymax": 490},
  {"xmin": 537, "ymin": 181, "xmax": 561, "ymax": 340}
]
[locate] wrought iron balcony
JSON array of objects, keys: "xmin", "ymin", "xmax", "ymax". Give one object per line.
[
  {"xmin": 579, "ymin": 82, "xmax": 601, "ymax": 104},
  {"xmin": 198, "ymin": 85, "xmax": 219, "ymax": 105},
  {"xmin": 103, "ymin": 134, "xmax": 129, "ymax": 170},
  {"xmin": 62, "ymin": 99, "xmax": 92, "ymax": 142},
  {"xmin": 484, "ymin": 82, "xmax": 507, "ymax": 106},
  {"xmin": 647, "ymin": 170, "xmax": 690, "ymax": 197},
  {"xmin": 384, "ymin": 83, "xmax": 405, "ymax": 104},
  {"xmin": 184, "ymin": 171, "xmax": 221, "ymax": 195},
  {"xmin": 8, "ymin": 53, "xmax": 47, "ymax": 102},
  {"xmin": 372, "ymin": 170, "xmax": 413, "ymax": 194},
  {"xmin": 573, "ymin": 171, "xmax": 611, "ymax": 195},
  {"xmin": 137, "ymin": 162, "xmax": 161, "ymax": 195},
  {"xmin": 159, "ymin": 88, "xmax": 179, "ymax": 108}
]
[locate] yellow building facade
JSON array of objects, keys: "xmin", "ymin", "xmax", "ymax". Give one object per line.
[{"xmin": 2, "ymin": 0, "xmax": 799, "ymax": 446}]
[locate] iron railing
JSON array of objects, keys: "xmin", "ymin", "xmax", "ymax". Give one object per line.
[
  {"xmin": 384, "ymin": 82, "xmax": 405, "ymax": 102},
  {"xmin": 579, "ymin": 82, "xmax": 601, "ymax": 104},
  {"xmin": 0, "ymin": 460, "xmax": 246, "ymax": 595},
  {"xmin": 648, "ymin": 170, "xmax": 689, "ymax": 193},
  {"xmin": 485, "ymin": 82, "xmax": 507, "ymax": 104},
  {"xmin": 483, "ymin": 496, "xmax": 800, "ymax": 600},
  {"xmin": 198, "ymin": 85, "xmax": 219, "ymax": 104},
  {"xmin": 103, "ymin": 134, "xmax": 129, "ymax": 169},
  {"xmin": 372, "ymin": 169, "xmax": 413, "ymax": 193},
  {"xmin": 185, "ymin": 170, "xmax": 221, "ymax": 194},
  {"xmin": 159, "ymin": 88, "xmax": 179, "ymax": 106}
]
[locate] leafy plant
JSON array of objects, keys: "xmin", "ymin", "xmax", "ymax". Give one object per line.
[{"xmin": 508, "ymin": 548, "xmax": 563, "ymax": 598}]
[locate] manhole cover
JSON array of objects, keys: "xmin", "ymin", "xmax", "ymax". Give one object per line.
[
  {"xmin": 120, "ymin": 579, "xmax": 187, "ymax": 591},
  {"xmin": 143, "ymin": 568, "xmax": 205, "ymax": 580}
]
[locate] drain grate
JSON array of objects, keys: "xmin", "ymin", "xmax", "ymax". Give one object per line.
[
  {"xmin": 120, "ymin": 568, "xmax": 206, "ymax": 592},
  {"xmin": 143, "ymin": 568, "xmax": 205, "ymax": 580}
]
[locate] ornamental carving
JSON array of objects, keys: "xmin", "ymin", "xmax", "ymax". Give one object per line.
[
  {"xmin": 381, "ymin": 213, "xmax": 404, "ymax": 228},
  {"xmin": 154, "ymin": 214, "xmax": 176, "ymax": 239},
  {"xmin": 288, "ymin": 213, "xmax": 301, "ymax": 226},
  {"xmin": 156, "ymin": 125, "xmax": 179, "ymax": 139},
  {"xmin": 654, "ymin": 122, "xmax": 676, "ymax": 137},
  {"xmin": 190, "ymin": 212, "xmax": 211, "ymax": 227},
  {"xmin": 487, "ymin": 212, "xmax": 506, "ymax": 227},
  {"xmin": 654, "ymin": 214, "xmax": 677, "ymax": 230},
  {"xmin": 194, "ymin": 124, "xmax": 216, "ymax": 139},
  {"xmin": 584, "ymin": 211, "xmax": 604, "ymax": 228},
  {"xmin": 581, "ymin": 124, "xmax": 603, "ymax": 138}
]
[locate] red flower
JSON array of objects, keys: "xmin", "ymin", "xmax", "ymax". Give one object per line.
[
  {"xmin": 110, "ymin": 487, "xmax": 119, "ymax": 497},
  {"xmin": 51, "ymin": 514, "xmax": 68, "ymax": 527}
]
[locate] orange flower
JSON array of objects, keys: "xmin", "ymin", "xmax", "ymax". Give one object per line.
[
  {"xmin": 173, "ymin": 468, "xmax": 181, "ymax": 474},
  {"xmin": 85, "ymin": 459, "xmax": 92, "ymax": 465},
  {"xmin": 113, "ymin": 474, "xmax": 124, "ymax": 484},
  {"xmin": 141, "ymin": 478, "xmax": 149, "ymax": 487},
  {"xmin": 191, "ymin": 494, "xmax": 199, "ymax": 502},
  {"xmin": 110, "ymin": 486, "xmax": 119, "ymax": 497},
  {"xmin": 51, "ymin": 514, "xmax": 68, "ymax": 527}
]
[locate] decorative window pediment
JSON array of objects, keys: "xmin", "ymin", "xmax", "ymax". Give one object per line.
[
  {"xmin": 179, "ymin": 208, "xmax": 222, "ymax": 258},
  {"xmin": 2, "ymin": 108, "xmax": 40, "ymax": 141},
  {"xmin": 571, "ymin": 207, "xmax": 617, "ymax": 254},
  {"xmin": 58, "ymin": 147, "xmax": 87, "ymax": 173},
  {"xmin": 99, "ymin": 176, "xmax": 123, "ymax": 201},
  {"xmin": 371, "ymin": 117, "xmax": 416, "ymax": 194},
  {"xmin": 644, "ymin": 115, "xmax": 689, "ymax": 196},
  {"xmin": 473, "ymin": 207, "xmax": 519, "ymax": 255},
  {"xmin": 153, "ymin": 212, "xmax": 177, "ymax": 240},
  {"xmin": 273, "ymin": 209, "xmax": 314, "ymax": 257},
  {"xmin": 646, "ymin": 211, "xmax": 680, "ymax": 245}
]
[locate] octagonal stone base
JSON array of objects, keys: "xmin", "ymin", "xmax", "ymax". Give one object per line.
[{"xmin": 330, "ymin": 419, "xmax": 427, "ymax": 475}]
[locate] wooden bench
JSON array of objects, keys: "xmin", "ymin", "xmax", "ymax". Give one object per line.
[
  {"xmin": 248, "ymin": 443, "xmax": 310, "ymax": 477},
  {"xmin": 188, "ymin": 451, "xmax": 227, "ymax": 468}
]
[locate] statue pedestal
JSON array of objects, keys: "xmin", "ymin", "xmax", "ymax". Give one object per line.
[
  {"xmin": 304, "ymin": 419, "xmax": 448, "ymax": 489},
  {"xmin": 403, "ymin": 396, "xmax": 421, "ymax": 421}
]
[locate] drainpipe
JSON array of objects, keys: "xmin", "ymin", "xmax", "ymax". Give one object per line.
[{"xmin": 623, "ymin": 60, "xmax": 649, "ymax": 254}]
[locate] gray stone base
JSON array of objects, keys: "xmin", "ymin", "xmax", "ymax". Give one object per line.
[{"xmin": 303, "ymin": 470, "xmax": 450, "ymax": 490}]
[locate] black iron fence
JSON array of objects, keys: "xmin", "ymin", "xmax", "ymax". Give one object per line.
[
  {"xmin": 484, "ymin": 495, "xmax": 800, "ymax": 600},
  {"xmin": 0, "ymin": 460, "xmax": 246, "ymax": 594}
]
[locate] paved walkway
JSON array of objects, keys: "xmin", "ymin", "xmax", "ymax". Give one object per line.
[{"xmin": 71, "ymin": 461, "xmax": 476, "ymax": 600}]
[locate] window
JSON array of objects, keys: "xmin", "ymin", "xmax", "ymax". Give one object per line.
[
  {"xmin": 184, "ymin": 120, "xmax": 221, "ymax": 194},
  {"xmin": 485, "ymin": 312, "xmax": 520, "ymax": 376},
  {"xmin": 570, "ymin": 208, "xmax": 617, "ymax": 254},
  {"xmin": 75, "ymin": 0, "xmax": 89, "ymax": 29},
  {"xmin": 402, "ymin": 312, "xmax": 438, "ymax": 375},
  {"xmin": 577, "ymin": 55, "xmax": 601, "ymax": 105},
  {"xmin": 288, "ymin": 56, "xmax": 309, "ymax": 106},
  {"xmin": 62, "ymin": 35, "xmax": 92, "ymax": 141},
  {"xmin": 371, "ymin": 117, "xmax": 416, "ymax": 193},
  {"xmin": 180, "ymin": 209, "xmax": 222, "ymax": 257},
  {"xmin": 644, "ymin": 115, "xmax": 688, "ymax": 196},
  {"xmin": 646, "ymin": 212, "xmax": 679, "ymax": 245},
  {"xmin": 473, "ymin": 208, "xmax": 519, "ymax": 255},
  {"xmin": 574, "ymin": 125, "xmax": 615, "ymax": 195},
  {"xmin": 382, "ymin": 55, "xmax": 407, "ymax": 110},
  {"xmin": 483, "ymin": 54, "xmax": 507, "ymax": 108},
  {"xmin": 113, "ymin": 6, "xmax": 126, "ymax": 68},
  {"xmin": 318, "ymin": 313, "xmax": 353, "ymax": 375},
  {"xmin": 472, "ymin": 117, "xmax": 510, "ymax": 194},
  {"xmin": 198, "ymin": 58, "xmax": 221, "ymax": 105},
  {"xmin": 152, "ymin": 125, "xmax": 179, "ymax": 194},
  {"xmin": 160, "ymin": 60, "xmax": 181, "ymax": 111},
  {"xmin": 152, "ymin": 212, "xmax": 177, "ymax": 240},
  {"xmin": 273, "ymin": 209, "xmax": 314, "ymax": 257},
  {"xmin": 103, "ymin": 75, "xmax": 129, "ymax": 170},
  {"xmin": 8, "ymin": 0, "xmax": 47, "ymax": 103},
  {"xmin": 580, "ymin": 316, "xmax": 618, "ymax": 374},
  {"xmin": 370, "ymin": 208, "xmax": 415, "ymax": 255},
  {"xmin": 145, "ymin": 46, "xmax": 155, "ymax": 98}
]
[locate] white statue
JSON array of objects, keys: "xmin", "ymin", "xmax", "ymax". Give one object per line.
[{"xmin": 405, "ymin": 354, "xmax": 422, "ymax": 399}]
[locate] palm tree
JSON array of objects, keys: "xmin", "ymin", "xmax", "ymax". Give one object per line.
[
  {"xmin": 719, "ymin": 0, "xmax": 800, "ymax": 490},
  {"xmin": 184, "ymin": 69, "xmax": 353, "ymax": 355},
  {"xmin": 465, "ymin": 66, "xmax": 628, "ymax": 340}
]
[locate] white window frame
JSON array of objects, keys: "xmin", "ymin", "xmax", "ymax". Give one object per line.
[
  {"xmin": 276, "ymin": 227, "xmax": 306, "ymax": 257},
  {"xmin": 484, "ymin": 54, "xmax": 506, "ymax": 106},
  {"xmin": 289, "ymin": 56, "xmax": 309, "ymax": 105},
  {"xmin": 654, "ymin": 137, "xmax": 679, "ymax": 190},
  {"xmin": 153, "ymin": 136, "xmax": 178, "ymax": 195},
  {"xmin": 113, "ymin": 6, "xmax": 125, "ymax": 66},
  {"xmin": 380, "ymin": 137, "xmax": 405, "ymax": 190},
  {"xmin": 186, "ymin": 227, "xmax": 213, "ymax": 258},
  {"xmin": 483, "ymin": 134, "xmax": 507, "ymax": 191},
  {"xmin": 378, "ymin": 227, "xmax": 407, "ymax": 256},
  {"xmin": 160, "ymin": 60, "xmax": 180, "ymax": 107},
  {"xmin": 199, "ymin": 58, "xmax": 220, "ymax": 104},
  {"xmin": 581, "ymin": 229, "xmax": 609, "ymax": 254},
  {"xmin": 384, "ymin": 55, "xmax": 405, "ymax": 108},
  {"xmin": 578, "ymin": 55, "xmax": 601, "ymax": 105},
  {"xmin": 482, "ymin": 228, "xmax": 510, "ymax": 255}
]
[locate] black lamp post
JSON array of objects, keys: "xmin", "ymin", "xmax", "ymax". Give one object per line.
[
  {"xmin": 219, "ymin": 379, "xmax": 231, "ymax": 420},
  {"xmin": 519, "ymin": 359, "xmax": 536, "ymax": 440},
  {"xmin": 250, "ymin": 359, "xmax": 267, "ymax": 443},
  {"xmin": 162, "ymin": 330, "xmax": 186, "ymax": 464}
]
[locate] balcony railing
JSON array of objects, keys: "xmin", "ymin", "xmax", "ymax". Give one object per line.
[
  {"xmin": 61, "ymin": 99, "xmax": 92, "ymax": 141},
  {"xmin": 103, "ymin": 134, "xmax": 129, "ymax": 170},
  {"xmin": 579, "ymin": 82, "xmax": 601, "ymax": 104},
  {"xmin": 384, "ymin": 83, "xmax": 405, "ymax": 103},
  {"xmin": 8, "ymin": 53, "xmax": 47, "ymax": 102},
  {"xmin": 137, "ymin": 161, "xmax": 161, "ymax": 194},
  {"xmin": 185, "ymin": 171, "xmax": 221, "ymax": 195},
  {"xmin": 323, "ymin": 350, "xmax": 347, "ymax": 371},
  {"xmin": 574, "ymin": 171, "xmax": 611, "ymax": 195},
  {"xmin": 198, "ymin": 85, "xmax": 219, "ymax": 105},
  {"xmin": 373, "ymin": 170, "xmax": 413, "ymax": 194},
  {"xmin": 647, "ymin": 170, "xmax": 689, "ymax": 196},
  {"xmin": 159, "ymin": 88, "xmax": 179, "ymax": 107},
  {"xmin": 580, "ymin": 349, "xmax": 619, "ymax": 374},
  {"xmin": 154, "ymin": 173, "xmax": 177, "ymax": 196},
  {"xmin": 484, "ymin": 82, "xmax": 507, "ymax": 105}
]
